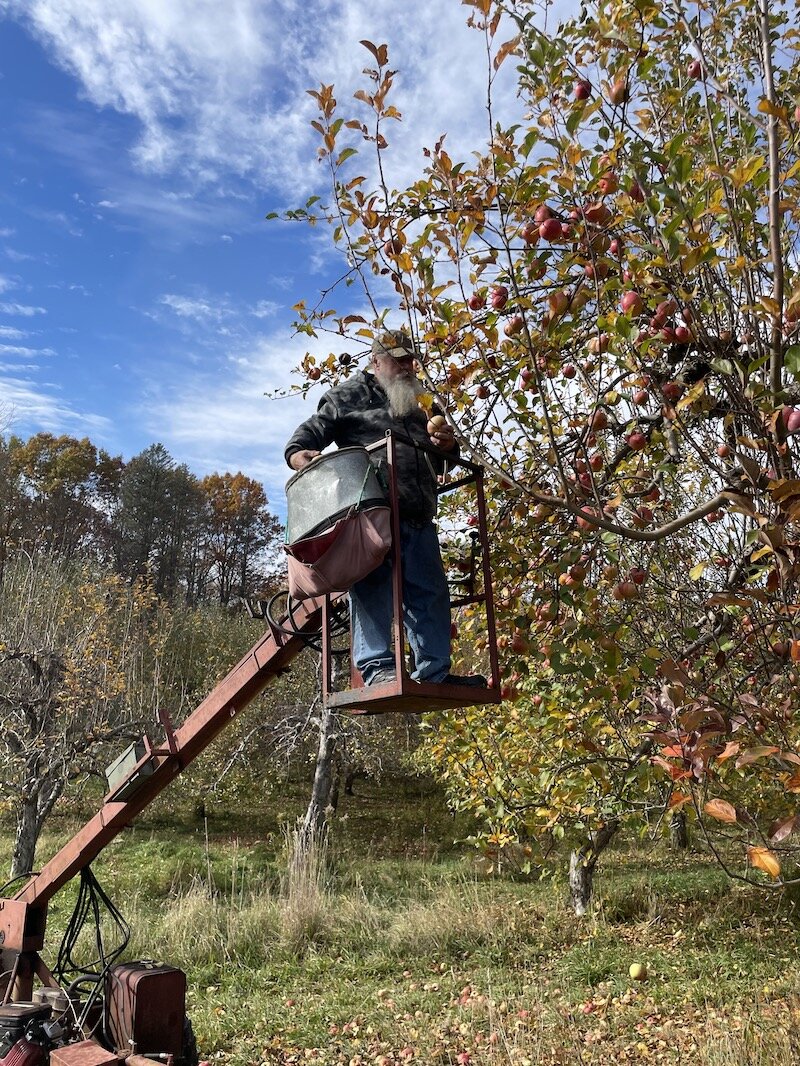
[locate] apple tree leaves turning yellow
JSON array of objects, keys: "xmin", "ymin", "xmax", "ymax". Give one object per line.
[{"xmin": 288, "ymin": 0, "xmax": 800, "ymax": 888}]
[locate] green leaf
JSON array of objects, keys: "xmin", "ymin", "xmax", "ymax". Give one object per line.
[{"xmin": 784, "ymin": 345, "xmax": 800, "ymax": 378}]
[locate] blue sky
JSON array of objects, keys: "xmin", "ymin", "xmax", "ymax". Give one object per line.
[{"xmin": 0, "ymin": 0, "xmax": 524, "ymax": 518}]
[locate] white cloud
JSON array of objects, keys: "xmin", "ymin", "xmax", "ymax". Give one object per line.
[
  {"xmin": 0, "ymin": 344, "xmax": 55, "ymax": 356},
  {"xmin": 250, "ymin": 300, "xmax": 278, "ymax": 319},
  {"xmin": 0, "ymin": 326, "xmax": 27, "ymax": 339},
  {"xmin": 0, "ymin": 228, "xmax": 15, "ymax": 238},
  {"xmin": 6, "ymin": 0, "xmax": 526, "ymax": 202},
  {"xmin": 0, "ymin": 374, "xmax": 112, "ymax": 435},
  {"xmin": 0, "ymin": 274, "xmax": 16, "ymax": 293},
  {"xmin": 4, "ymin": 247, "xmax": 43, "ymax": 263},
  {"xmin": 140, "ymin": 326, "xmax": 337, "ymax": 512},
  {"xmin": 160, "ymin": 293, "xmax": 233, "ymax": 323},
  {"xmin": 0, "ymin": 303, "xmax": 47, "ymax": 316}
]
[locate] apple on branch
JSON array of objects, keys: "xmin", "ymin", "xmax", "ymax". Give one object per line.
[
  {"xmin": 490, "ymin": 285, "xmax": 509, "ymax": 310},
  {"xmin": 574, "ymin": 78, "xmax": 592, "ymax": 101},
  {"xmin": 539, "ymin": 217, "xmax": 563, "ymax": 242}
]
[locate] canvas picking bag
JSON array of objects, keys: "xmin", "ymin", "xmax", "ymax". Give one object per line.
[{"xmin": 284, "ymin": 447, "xmax": 392, "ymax": 601}]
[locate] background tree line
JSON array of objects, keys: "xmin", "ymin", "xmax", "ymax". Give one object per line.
[{"xmin": 0, "ymin": 432, "xmax": 282, "ymax": 604}]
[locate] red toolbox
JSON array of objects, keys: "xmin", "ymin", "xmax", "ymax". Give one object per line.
[{"xmin": 104, "ymin": 960, "xmax": 186, "ymax": 1058}]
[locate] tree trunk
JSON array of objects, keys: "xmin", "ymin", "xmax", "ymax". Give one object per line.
[
  {"xmin": 568, "ymin": 820, "xmax": 620, "ymax": 916},
  {"xmin": 11, "ymin": 773, "xmax": 64, "ymax": 880},
  {"xmin": 299, "ymin": 702, "xmax": 339, "ymax": 852},
  {"xmin": 11, "ymin": 795, "xmax": 43, "ymax": 880},
  {"xmin": 670, "ymin": 810, "xmax": 689, "ymax": 849}
]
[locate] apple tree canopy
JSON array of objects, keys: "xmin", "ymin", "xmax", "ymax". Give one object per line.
[{"xmin": 281, "ymin": 0, "xmax": 800, "ymax": 886}]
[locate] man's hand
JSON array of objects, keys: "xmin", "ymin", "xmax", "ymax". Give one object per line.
[
  {"xmin": 289, "ymin": 449, "xmax": 321, "ymax": 471},
  {"xmin": 427, "ymin": 415, "xmax": 456, "ymax": 451}
]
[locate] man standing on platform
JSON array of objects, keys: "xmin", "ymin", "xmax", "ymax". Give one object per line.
[{"xmin": 285, "ymin": 330, "xmax": 485, "ymax": 688}]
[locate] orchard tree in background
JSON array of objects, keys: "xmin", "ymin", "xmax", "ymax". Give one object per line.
[
  {"xmin": 286, "ymin": 0, "xmax": 800, "ymax": 907},
  {"xmin": 200, "ymin": 472, "xmax": 282, "ymax": 604},
  {"xmin": 0, "ymin": 553, "xmax": 171, "ymax": 877}
]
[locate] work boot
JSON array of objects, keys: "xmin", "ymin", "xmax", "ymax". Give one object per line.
[
  {"xmin": 441, "ymin": 673, "xmax": 487, "ymax": 687},
  {"xmin": 367, "ymin": 668, "xmax": 397, "ymax": 685}
]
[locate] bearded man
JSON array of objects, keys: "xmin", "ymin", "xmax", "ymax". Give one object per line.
[{"xmin": 284, "ymin": 330, "xmax": 485, "ymax": 688}]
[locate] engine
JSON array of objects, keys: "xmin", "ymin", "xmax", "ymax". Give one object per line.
[{"xmin": 0, "ymin": 1003, "xmax": 53, "ymax": 1066}]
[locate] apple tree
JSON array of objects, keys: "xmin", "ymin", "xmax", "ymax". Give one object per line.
[{"xmin": 284, "ymin": 0, "xmax": 800, "ymax": 906}]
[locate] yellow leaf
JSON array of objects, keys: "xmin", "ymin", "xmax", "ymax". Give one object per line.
[
  {"xmin": 493, "ymin": 35, "xmax": 521, "ymax": 72},
  {"xmin": 748, "ymin": 845, "xmax": 781, "ymax": 879},
  {"xmin": 689, "ymin": 561, "xmax": 708, "ymax": 580},
  {"xmin": 729, "ymin": 154, "xmax": 766, "ymax": 188},
  {"xmin": 680, "ymin": 246, "xmax": 707, "ymax": 274},
  {"xmin": 757, "ymin": 99, "xmax": 789, "ymax": 123},
  {"xmin": 769, "ymin": 479, "xmax": 800, "ymax": 502},
  {"xmin": 676, "ymin": 378, "xmax": 706, "ymax": 410},
  {"xmin": 704, "ymin": 798, "xmax": 737, "ymax": 824}
]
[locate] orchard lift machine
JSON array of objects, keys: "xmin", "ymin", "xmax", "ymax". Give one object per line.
[{"xmin": 0, "ymin": 436, "xmax": 499, "ymax": 1065}]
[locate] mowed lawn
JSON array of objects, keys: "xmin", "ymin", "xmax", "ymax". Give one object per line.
[{"xmin": 6, "ymin": 775, "xmax": 800, "ymax": 1065}]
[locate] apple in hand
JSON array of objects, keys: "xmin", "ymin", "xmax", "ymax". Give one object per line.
[{"xmin": 427, "ymin": 413, "xmax": 455, "ymax": 450}]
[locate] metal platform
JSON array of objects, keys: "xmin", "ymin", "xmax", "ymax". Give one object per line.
[{"xmin": 326, "ymin": 676, "xmax": 502, "ymax": 715}]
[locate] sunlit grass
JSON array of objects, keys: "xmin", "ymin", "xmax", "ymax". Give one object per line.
[{"xmin": 4, "ymin": 777, "xmax": 800, "ymax": 1064}]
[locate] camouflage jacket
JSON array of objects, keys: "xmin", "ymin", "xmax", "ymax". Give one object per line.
[{"xmin": 284, "ymin": 371, "xmax": 454, "ymax": 524}]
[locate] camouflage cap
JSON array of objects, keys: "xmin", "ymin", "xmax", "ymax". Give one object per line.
[{"xmin": 370, "ymin": 330, "xmax": 421, "ymax": 361}]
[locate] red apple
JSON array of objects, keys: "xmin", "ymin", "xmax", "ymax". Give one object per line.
[
  {"xmin": 589, "ymin": 409, "xmax": 609, "ymax": 432},
  {"xmin": 584, "ymin": 202, "xmax": 612, "ymax": 226},
  {"xmin": 633, "ymin": 389, "xmax": 650, "ymax": 406},
  {"xmin": 539, "ymin": 217, "xmax": 563, "ymax": 242},
  {"xmin": 490, "ymin": 285, "xmax": 509, "ymax": 310},
  {"xmin": 629, "ymin": 566, "xmax": 647, "ymax": 585},
  {"xmin": 505, "ymin": 314, "xmax": 524, "ymax": 336},
  {"xmin": 587, "ymin": 333, "xmax": 610, "ymax": 354},
  {"xmin": 627, "ymin": 430, "xmax": 647, "ymax": 451},
  {"xmin": 562, "ymin": 363, "xmax": 577, "ymax": 379},
  {"xmin": 598, "ymin": 172, "xmax": 618, "ymax": 195},
  {"xmin": 717, "ymin": 443, "xmax": 732, "ymax": 458},
  {"xmin": 521, "ymin": 221, "xmax": 539, "ymax": 245},
  {"xmin": 607, "ymin": 78, "xmax": 629, "ymax": 105},
  {"xmin": 383, "ymin": 237, "xmax": 403, "ymax": 255},
  {"xmin": 549, "ymin": 289, "xmax": 570, "ymax": 316},
  {"xmin": 674, "ymin": 325, "xmax": 691, "ymax": 343},
  {"xmin": 628, "ymin": 180, "xmax": 645, "ymax": 203},
  {"xmin": 576, "ymin": 507, "xmax": 597, "ymax": 531},
  {"xmin": 589, "ymin": 452, "xmax": 604, "ymax": 471},
  {"xmin": 609, "ymin": 238, "xmax": 623, "ymax": 255},
  {"xmin": 662, "ymin": 381, "xmax": 684, "ymax": 403},
  {"xmin": 468, "ymin": 292, "xmax": 485, "ymax": 311},
  {"xmin": 620, "ymin": 290, "xmax": 644, "ymax": 316},
  {"xmin": 534, "ymin": 204, "xmax": 553, "ymax": 223},
  {"xmin": 687, "ymin": 59, "xmax": 702, "ymax": 79},
  {"xmin": 574, "ymin": 79, "xmax": 592, "ymax": 101},
  {"xmin": 612, "ymin": 580, "xmax": 638, "ymax": 600}
]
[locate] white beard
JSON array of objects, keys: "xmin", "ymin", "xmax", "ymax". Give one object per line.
[{"xmin": 377, "ymin": 372, "xmax": 424, "ymax": 418}]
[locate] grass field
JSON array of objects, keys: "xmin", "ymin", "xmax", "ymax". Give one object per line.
[{"xmin": 7, "ymin": 774, "xmax": 800, "ymax": 1065}]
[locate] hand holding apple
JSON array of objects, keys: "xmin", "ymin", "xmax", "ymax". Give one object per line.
[{"xmin": 427, "ymin": 414, "xmax": 456, "ymax": 451}]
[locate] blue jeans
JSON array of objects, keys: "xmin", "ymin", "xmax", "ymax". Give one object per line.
[{"xmin": 350, "ymin": 520, "xmax": 452, "ymax": 683}]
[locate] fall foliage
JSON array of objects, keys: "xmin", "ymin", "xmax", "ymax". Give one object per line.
[{"xmin": 286, "ymin": 0, "xmax": 800, "ymax": 894}]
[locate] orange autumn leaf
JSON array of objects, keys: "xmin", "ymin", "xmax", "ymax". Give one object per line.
[
  {"xmin": 704, "ymin": 798, "xmax": 737, "ymax": 824},
  {"xmin": 747, "ymin": 846, "xmax": 781, "ymax": 879}
]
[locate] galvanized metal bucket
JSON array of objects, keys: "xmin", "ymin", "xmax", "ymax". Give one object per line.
[{"xmin": 285, "ymin": 447, "xmax": 388, "ymax": 546}]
